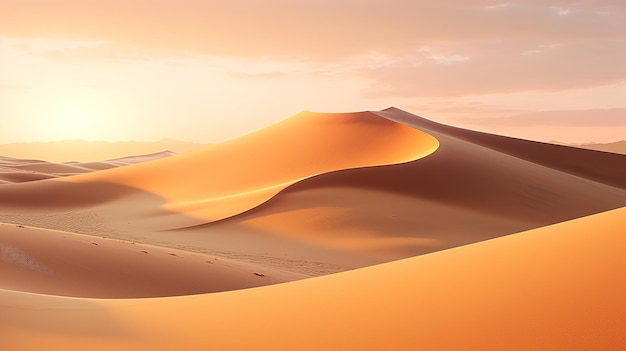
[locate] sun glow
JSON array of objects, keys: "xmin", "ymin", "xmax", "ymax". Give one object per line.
[{"xmin": 53, "ymin": 102, "xmax": 95, "ymax": 139}]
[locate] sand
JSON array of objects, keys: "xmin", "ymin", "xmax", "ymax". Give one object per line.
[
  {"xmin": 0, "ymin": 223, "xmax": 307, "ymax": 298},
  {"xmin": 0, "ymin": 108, "xmax": 625, "ymax": 349},
  {"xmin": 574, "ymin": 140, "xmax": 626, "ymax": 155},
  {"xmin": 0, "ymin": 139, "xmax": 204, "ymax": 163},
  {"xmin": 1, "ymin": 206, "xmax": 624, "ymax": 350},
  {"xmin": 0, "ymin": 151, "xmax": 176, "ymax": 184}
]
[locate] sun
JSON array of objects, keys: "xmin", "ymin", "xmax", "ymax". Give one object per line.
[{"xmin": 54, "ymin": 102, "xmax": 95, "ymax": 139}]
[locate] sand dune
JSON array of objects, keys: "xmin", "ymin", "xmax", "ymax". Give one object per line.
[
  {"xmin": 376, "ymin": 108, "xmax": 626, "ymax": 189},
  {"xmin": 1, "ymin": 108, "xmax": 625, "ymax": 349},
  {"xmin": 0, "ymin": 169, "xmax": 58, "ymax": 183},
  {"xmin": 575, "ymin": 140, "xmax": 626, "ymax": 155},
  {"xmin": 0, "ymin": 151, "xmax": 176, "ymax": 184},
  {"xmin": 0, "ymin": 139, "xmax": 204, "ymax": 163},
  {"xmin": 0, "ymin": 109, "xmax": 624, "ymax": 275},
  {"xmin": 1, "ymin": 206, "xmax": 623, "ymax": 350},
  {"xmin": 185, "ymin": 108, "xmax": 626, "ymax": 263},
  {"xmin": 62, "ymin": 111, "xmax": 438, "ymax": 222},
  {"xmin": 0, "ymin": 111, "xmax": 438, "ymax": 225},
  {"xmin": 106, "ymin": 150, "xmax": 178, "ymax": 165}
]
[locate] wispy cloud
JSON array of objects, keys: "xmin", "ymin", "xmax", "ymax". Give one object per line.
[
  {"xmin": 360, "ymin": 40, "xmax": 626, "ymax": 97},
  {"xmin": 228, "ymin": 71, "xmax": 285, "ymax": 80},
  {"xmin": 1, "ymin": 1, "xmax": 624, "ymax": 60},
  {"xmin": 458, "ymin": 108, "xmax": 626, "ymax": 127}
]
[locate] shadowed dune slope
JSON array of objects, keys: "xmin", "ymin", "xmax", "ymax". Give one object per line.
[
  {"xmin": 190, "ymin": 109, "xmax": 626, "ymax": 260},
  {"xmin": 2, "ymin": 207, "xmax": 624, "ymax": 350},
  {"xmin": 0, "ymin": 223, "xmax": 306, "ymax": 298},
  {"xmin": 377, "ymin": 108, "xmax": 626, "ymax": 189}
]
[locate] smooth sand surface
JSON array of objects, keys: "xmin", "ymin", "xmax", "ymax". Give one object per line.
[
  {"xmin": 0, "ymin": 223, "xmax": 307, "ymax": 298},
  {"xmin": 1, "ymin": 206, "xmax": 624, "ymax": 350}
]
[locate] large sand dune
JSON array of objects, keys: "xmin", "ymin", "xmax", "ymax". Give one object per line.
[
  {"xmin": 180, "ymin": 108, "xmax": 626, "ymax": 265},
  {"xmin": 0, "ymin": 109, "xmax": 624, "ymax": 274},
  {"xmin": 1, "ymin": 108, "xmax": 625, "ymax": 349}
]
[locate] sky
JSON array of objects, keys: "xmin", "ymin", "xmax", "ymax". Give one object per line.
[{"xmin": 1, "ymin": 0, "xmax": 625, "ymax": 144}]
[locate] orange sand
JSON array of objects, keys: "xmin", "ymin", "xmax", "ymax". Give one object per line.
[{"xmin": 1, "ymin": 207, "xmax": 624, "ymax": 350}]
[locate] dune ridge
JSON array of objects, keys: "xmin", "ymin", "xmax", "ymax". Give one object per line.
[{"xmin": 376, "ymin": 108, "xmax": 626, "ymax": 189}]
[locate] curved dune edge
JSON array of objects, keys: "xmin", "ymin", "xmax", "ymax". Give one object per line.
[
  {"xmin": 0, "ymin": 223, "xmax": 307, "ymax": 298},
  {"xmin": 56, "ymin": 111, "xmax": 440, "ymax": 222},
  {"xmin": 186, "ymin": 110, "xmax": 626, "ymax": 260},
  {"xmin": 1, "ymin": 207, "xmax": 624, "ymax": 350},
  {"xmin": 374, "ymin": 107, "xmax": 626, "ymax": 190}
]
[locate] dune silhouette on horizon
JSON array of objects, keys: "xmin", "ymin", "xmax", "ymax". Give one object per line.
[{"xmin": 1, "ymin": 108, "xmax": 624, "ymax": 349}]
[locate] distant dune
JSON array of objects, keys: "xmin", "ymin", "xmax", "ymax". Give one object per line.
[
  {"xmin": 0, "ymin": 108, "xmax": 625, "ymax": 349},
  {"xmin": 575, "ymin": 140, "xmax": 626, "ymax": 155},
  {"xmin": 0, "ymin": 151, "xmax": 177, "ymax": 184},
  {"xmin": 0, "ymin": 139, "xmax": 205, "ymax": 163}
]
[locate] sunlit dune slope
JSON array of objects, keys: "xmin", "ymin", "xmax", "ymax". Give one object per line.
[
  {"xmin": 193, "ymin": 108, "xmax": 626, "ymax": 260},
  {"xmin": 44, "ymin": 111, "xmax": 438, "ymax": 221},
  {"xmin": 2, "ymin": 207, "xmax": 624, "ymax": 350},
  {"xmin": 0, "ymin": 223, "xmax": 306, "ymax": 298}
]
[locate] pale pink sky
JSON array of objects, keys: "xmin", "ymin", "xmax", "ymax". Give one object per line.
[{"xmin": 1, "ymin": 0, "xmax": 625, "ymax": 143}]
